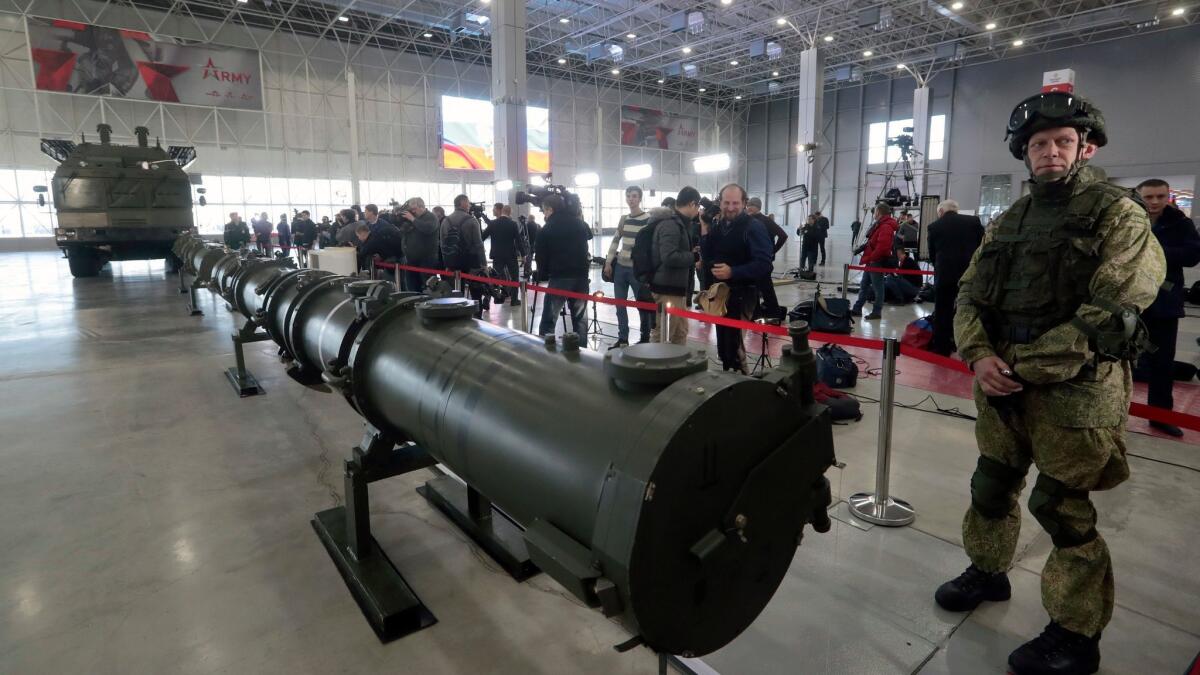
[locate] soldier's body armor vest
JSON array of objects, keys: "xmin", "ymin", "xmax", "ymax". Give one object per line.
[{"xmin": 967, "ymin": 169, "xmax": 1129, "ymax": 344}]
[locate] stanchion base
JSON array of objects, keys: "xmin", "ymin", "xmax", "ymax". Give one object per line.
[{"xmin": 847, "ymin": 493, "xmax": 915, "ymax": 527}]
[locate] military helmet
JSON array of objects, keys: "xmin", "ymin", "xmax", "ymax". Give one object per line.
[{"xmin": 1005, "ymin": 92, "xmax": 1107, "ymax": 160}]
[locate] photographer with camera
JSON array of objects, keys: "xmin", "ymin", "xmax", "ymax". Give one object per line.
[
  {"xmin": 851, "ymin": 202, "xmax": 899, "ymax": 320},
  {"xmin": 482, "ymin": 203, "xmax": 527, "ymax": 306},
  {"xmin": 394, "ymin": 198, "xmax": 441, "ymax": 292},
  {"xmin": 443, "ymin": 195, "xmax": 488, "ymax": 316},
  {"xmin": 535, "ymin": 193, "xmax": 592, "ymax": 340},
  {"xmin": 604, "ymin": 186, "xmax": 654, "ymax": 347},
  {"xmin": 700, "ymin": 184, "xmax": 773, "ymax": 373},
  {"xmin": 355, "ymin": 221, "xmax": 404, "ymax": 271}
]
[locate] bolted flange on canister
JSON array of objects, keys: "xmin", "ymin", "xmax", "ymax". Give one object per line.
[{"xmin": 603, "ymin": 342, "xmax": 708, "ymax": 391}]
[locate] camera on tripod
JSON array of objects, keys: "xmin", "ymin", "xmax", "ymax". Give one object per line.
[
  {"xmin": 886, "ymin": 126, "xmax": 916, "ymax": 157},
  {"xmin": 468, "ymin": 201, "xmax": 487, "ymax": 220},
  {"xmin": 515, "ymin": 182, "xmax": 584, "ymax": 218}
]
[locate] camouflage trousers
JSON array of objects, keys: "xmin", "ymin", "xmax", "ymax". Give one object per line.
[{"xmin": 963, "ymin": 391, "xmax": 1130, "ymax": 637}]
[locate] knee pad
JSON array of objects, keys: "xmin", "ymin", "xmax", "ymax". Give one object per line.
[
  {"xmin": 970, "ymin": 456, "xmax": 1025, "ymax": 519},
  {"xmin": 1028, "ymin": 473, "xmax": 1098, "ymax": 549}
]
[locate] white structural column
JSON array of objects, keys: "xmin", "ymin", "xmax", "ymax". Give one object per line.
[
  {"xmin": 492, "ymin": 0, "xmax": 528, "ymax": 204},
  {"xmin": 347, "ymin": 68, "xmax": 361, "ymax": 205},
  {"xmin": 794, "ymin": 47, "xmax": 824, "ymax": 222},
  {"xmin": 911, "ymin": 86, "xmax": 930, "ymax": 197}
]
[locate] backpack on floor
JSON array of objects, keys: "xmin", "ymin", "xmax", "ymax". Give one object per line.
[
  {"xmin": 811, "ymin": 294, "xmax": 853, "ymax": 334},
  {"xmin": 813, "ymin": 382, "xmax": 863, "ymax": 421},
  {"xmin": 816, "ymin": 343, "xmax": 858, "ymax": 388},
  {"xmin": 788, "ymin": 300, "xmax": 814, "ymax": 323},
  {"xmin": 901, "ymin": 316, "xmax": 934, "ymax": 351}
]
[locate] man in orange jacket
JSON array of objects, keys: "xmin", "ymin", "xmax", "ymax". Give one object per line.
[{"xmin": 851, "ymin": 202, "xmax": 900, "ymax": 320}]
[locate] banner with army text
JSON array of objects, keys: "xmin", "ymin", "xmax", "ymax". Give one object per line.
[
  {"xmin": 27, "ymin": 16, "xmax": 263, "ymax": 110},
  {"xmin": 620, "ymin": 105, "xmax": 700, "ymax": 153}
]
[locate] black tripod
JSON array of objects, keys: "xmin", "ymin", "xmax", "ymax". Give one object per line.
[
  {"xmin": 587, "ymin": 293, "xmax": 616, "ymax": 349},
  {"xmin": 750, "ymin": 318, "xmax": 779, "ymax": 377}
]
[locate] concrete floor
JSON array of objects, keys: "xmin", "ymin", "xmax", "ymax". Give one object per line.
[{"xmin": 1, "ymin": 250, "xmax": 1197, "ymax": 674}]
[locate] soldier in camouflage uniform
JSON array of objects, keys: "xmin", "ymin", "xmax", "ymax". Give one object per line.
[{"xmin": 933, "ymin": 93, "xmax": 1165, "ymax": 675}]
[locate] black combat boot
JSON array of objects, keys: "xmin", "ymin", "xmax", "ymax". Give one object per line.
[
  {"xmin": 934, "ymin": 564, "xmax": 1011, "ymax": 612},
  {"xmin": 1008, "ymin": 622, "xmax": 1101, "ymax": 675}
]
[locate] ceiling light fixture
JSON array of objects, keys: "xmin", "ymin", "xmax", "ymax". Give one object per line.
[
  {"xmin": 951, "ymin": 1, "xmax": 964, "ymax": 10},
  {"xmin": 698, "ymin": 87, "xmax": 707, "ymax": 92},
  {"xmin": 559, "ymin": 18, "xmax": 569, "ymax": 24},
  {"xmin": 1012, "ymin": 39, "xmax": 1024, "ymax": 46},
  {"xmin": 772, "ymin": 70, "xmax": 779, "ymax": 76},
  {"xmin": 693, "ymin": 153, "xmax": 731, "ymax": 173},
  {"xmin": 862, "ymin": 49, "xmax": 873, "ymax": 57},
  {"xmin": 624, "ymin": 164, "xmax": 653, "ymax": 181},
  {"xmin": 611, "ymin": 68, "xmax": 621, "ymax": 75},
  {"xmin": 656, "ymin": 78, "xmax": 665, "ymax": 83},
  {"xmin": 824, "ymin": 35, "xmax": 834, "ymax": 43},
  {"xmin": 574, "ymin": 172, "xmax": 600, "ymax": 187},
  {"xmin": 557, "ymin": 58, "xmax": 566, "ymax": 64},
  {"xmin": 735, "ymin": 95, "xmax": 742, "ymax": 100},
  {"xmin": 494, "ymin": 179, "xmax": 514, "ymax": 192},
  {"xmin": 896, "ymin": 63, "xmax": 906, "ymax": 70},
  {"xmin": 626, "ymin": 33, "xmax": 636, "ymax": 39},
  {"xmin": 729, "ymin": 60, "xmax": 739, "ymax": 65},
  {"xmin": 776, "ymin": 17, "xmax": 787, "ymax": 25},
  {"xmin": 682, "ymin": 46, "xmax": 692, "ymax": 54},
  {"xmin": 423, "ymin": 32, "xmax": 433, "ymax": 38},
  {"xmin": 337, "ymin": 15, "xmax": 349, "ymax": 22},
  {"xmin": 236, "ymin": 0, "xmax": 248, "ymax": 3},
  {"xmin": 985, "ymin": 22, "xmax": 997, "ymax": 30},
  {"xmin": 720, "ymin": 0, "xmax": 732, "ymax": 5},
  {"xmin": 480, "ymin": 0, "xmax": 491, "ymax": 4},
  {"xmin": 1172, "ymin": 7, "xmax": 1185, "ymax": 15}
]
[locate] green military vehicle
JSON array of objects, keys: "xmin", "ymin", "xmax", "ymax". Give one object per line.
[{"xmin": 38, "ymin": 123, "xmax": 201, "ymax": 277}]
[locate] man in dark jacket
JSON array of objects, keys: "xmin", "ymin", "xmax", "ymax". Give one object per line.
[
  {"xmin": 482, "ymin": 202, "xmax": 527, "ymax": 306},
  {"xmin": 1134, "ymin": 179, "xmax": 1200, "ymax": 437},
  {"xmin": 276, "ymin": 214, "xmax": 292, "ymax": 255},
  {"xmin": 648, "ymin": 188, "xmax": 703, "ymax": 344},
  {"xmin": 252, "ymin": 212, "xmax": 274, "ymax": 254},
  {"xmin": 292, "ymin": 210, "xmax": 318, "ymax": 248},
  {"xmin": 851, "ymin": 203, "xmax": 900, "ymax": 320},
  {"xmin": 224, "ymin": 212, "xmax": 251, "ymax": 249},
  {"xmin": 397, "ymin": 197, "xmax": 441, "ymax": 292},
  {"xmin": 700, "ymin": 184, "xmax": 773, "ymax": 373},
  {"xmin": 442, "ymin": 195, "xmax": 488, "ymax": 316},
  {"xmin": 520, "ymin": 214, "xmax": 540, "ymax": 276},
  {"xmin": 926, "ymin": 199, "xmax": 985, "ymax": 354},
  {"xmin": 747, "ymin": 197, "xmax": 787, "ymax": 318},
  {"xmin": 813, "ymin": 210, "xmax": 830, "ymax": 265},
  {"xmin": 535, "ymin": 194, "xmax": 592, "ymax": 339},
  {"xmin": 355, "ymin": 222, "xmax": 404, "ymax": 269}
]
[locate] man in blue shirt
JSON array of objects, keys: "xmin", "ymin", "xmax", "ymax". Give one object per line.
[{"xmin": 699, "ymin": 183, "xmax": 773, "ymax": 373}]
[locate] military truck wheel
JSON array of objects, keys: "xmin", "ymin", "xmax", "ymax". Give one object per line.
[{"xmin": 67, "ymin": 250, "xmax": 105, "ymax": 278}]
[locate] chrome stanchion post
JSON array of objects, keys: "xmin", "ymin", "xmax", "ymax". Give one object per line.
[
  {"xmin": 841, "ymin": 263, "xmax": 850, "ymax": 300},
  {"xmin": 658, "ymin": 301, "xmax": 669, "ymax": 344},
  {"xmin": 369, "ymin": 257, "xmax": 377, "ymax": 280},
  {"xmin": 848, "ymin": 337, "xmax": 915, "ymax": 527},
  {"xmin": 394, "ymin": 265, "xmax": 402, "ymax": 292},
  {"xmin": 518, "ymin": 281, "xmax": 528, "ymax": 333},
  {"xmin": 453, "ymin": 270, "xmax": 462, "ymax": 293}
]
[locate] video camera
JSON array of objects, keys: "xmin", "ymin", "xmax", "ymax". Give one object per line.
[
  {"xmin": 515, "ymin": 183, "xmax": 583, "ymax": 218},
  {"xmin": 886, "ymin": 126, "xmax": 916, "ymax": 158},
  {"xmin": 468, "ymin": 201, "xmax": 487, "ymax": 220},
  {"xmin": 698, "ymin": 196, "xmax": 721, "ymax": 221},
  {"xmin": 881, "ymin": 188, "xmax": 911, "ymax": 208}
]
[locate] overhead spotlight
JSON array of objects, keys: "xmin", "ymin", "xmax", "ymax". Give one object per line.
[
  {"xmin": 656, "ymin": 78, "xmax": 665, "ymax": 83},
  {"xmin": 735, "ymin": 95, "xmax": 743, "ymax": 100},
  {"xmin": 823, "ymin": 35, "xmax": 834, "ymax": 42},
  {"xmin": 623, "ymin": 164, "xmax": 652, "ymax": 181},
  {"xmin": 682, "ymin": 46, "xmax": 692, "ymax": 54},
  {"xmin": 896, "ymin": 63, "xmax": 906, "ymax": 70},
  {"xmin": 862, "ymin": 49, "xmax": 873, "ymax": 57},
  {"xmin": 337, "ymin": 15, "xmax": 349, "ymax": 22},
  {"xmin": 574, "ymin": 172, "xmax": 600, "ymax": 187},
  {"xmin": 423, "ymin": 32, "xmax": 433, "ymax": 38},
  {"xmin": 236, "ymin": 0, "xmax": 249, "ymax": 3},
  {"xmin": 698, "ymin": 87, "xmax": 707, "ymax": 92},
  {"xmin": 985, "ymin": 22, "xmax": 997, "ymax": 30},
  {"xmin": 951, "ymin": 1, "xmax": 964, "ymax": 9},
  {"xmin": 693, "ymin": 153, "xmax": 731, "ymax": 173},
  {"xmin": 729, "ymin": 60, "xmax": 739, "ymax": 65},
  {"xmin": 529, "ymin": 175, "xmax": 548, "ymax": 187},
  {"xmin": 480, "ymin": 0, "xmax": 491, "ymax": 4},
  {"xmin": 494, "ymin": 179, "xmax": 514, "ymax": 192},
  {"xmin": 776, "ymin": 17, "xmax": 787, "ymax": 25},
  {"xmin": 1172, "ymin": 7, "xmax": 1185, "ymax": 15},
  {"xmin": 720, "ymin": 0, "xmax": 732, "ymax": 5},
  {"xmin": 559, "ymin": 17, "xmax": 569, "ymax": 24},
  {"xmin": 626, "ymin": 33, "xmax": 637, "ymax": 39},
  {"xmin": 611, "ymin": 68, "xmax": 621, "ymax": 75},
  {"xmin": 557, "ymin": 58, "xmax": 566, "ymax": 64},
  {"xmin": 1012, "ymin": 39, "xmax": 1024, "ymax": 46},
  {"xmin": 771, "ymin": 70, "xmax": 779, "ymax": 76}
]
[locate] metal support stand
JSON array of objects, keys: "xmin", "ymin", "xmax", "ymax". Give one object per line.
[
  {"xmin": 224, "ymin": 318, "xmax": 272, "ymax": 397},
  {"xmin": 453, "ymin": 270, "xmax": 462, "ymax": 293},
  {"xmin": 587, "ymin": 295, "xmax": 615, "ymax": 349},
  {"xmin": 394, "ymin": 265, "xmax": 403, "ymax": 292},
  {"xmin": 518, "ymin": 281, "xmax": 529, "ymax": 333},
  {"xmin": 528, "ymin": 285, "xmax": 540, "ymax": 336},
  {"xmin": 750, "ymin": 326, "xmax": 773, "ymax": 376},
  {"xmin": 848, "ymin": 338, "xmax": 915, "ymax": 526},
  {"xmin": 178, "ymin": 269, "xmax": 189, "ymax": 294},
  {"xmin": 369, "ymin": 258, "xmax": 377, "ymax": 280},
  {"xmin": 417, "ymin": 469, "xmax": 540, "ymax": 581},
  {"xmin": 311, "ymin": 427, "xmax": 439, "ymax": 642},
  {"xmin": 186, "ymin": 280, "xmax": 205, "ymax": 316},
  {"xmin": 841, "ymin": 263, "xmax": 850, "ymax": 300}
]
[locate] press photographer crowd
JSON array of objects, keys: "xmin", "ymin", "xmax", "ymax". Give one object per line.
[{"xmin": 216, "ymin": 170, "xmax": 1196, "ymax": 433}]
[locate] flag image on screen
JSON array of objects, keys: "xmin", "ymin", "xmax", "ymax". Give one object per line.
[{"xmin": 441, "ymin": 95, "xmax": 549, "ymax": 173}]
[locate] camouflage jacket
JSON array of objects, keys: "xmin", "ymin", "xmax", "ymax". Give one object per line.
[{"xmin": 954, "ymin": 166, "xmax": 1166, "ymax": 426}]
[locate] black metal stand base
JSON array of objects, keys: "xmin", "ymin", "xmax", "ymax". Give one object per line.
[
  {"xmin": 312, "ymin": 507, "xmax": 436, "ymax": 642},
  {"xmin": 418, "ymin": 474, "xmax": 540, "ymax": 581},
  {"xmin": 225, "ymin": 366, "xmax": 264, "ymax": 397}
]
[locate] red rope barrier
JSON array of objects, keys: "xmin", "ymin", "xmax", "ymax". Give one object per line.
[
  {"xmin": 898, "ymin": 343, "xmax": 973, "ymax": 374},
  {"xmin": 460, "ymin": 271, "xmax": 522, "ymax": 288},
  {"xmin": 847, "ymin": 264, "xmax": 936, "ymax": 276},
  {"xmin": 527, "ymin": 283, "xmax": 658, "ymax": 310}
]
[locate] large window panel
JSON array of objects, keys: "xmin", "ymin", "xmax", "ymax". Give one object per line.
[
  {"xmin": 20, "ymin": 207, "xmax": 55, "ymax": 237},
  {"xmin": 16, "ymin": 170, "xmax": 52, "ymax": 202},
  {"xmin": 0, "ymin": 170, "xmax": 19, "ymax": 202},
  {"xmin": 928, "ymin": 115, "xmax": 946, "ymax": 161},
  {"xmin": 330, "ymin": 180, "xmax": 353, "ymax": 205},
  {"xmin": 288, "ymin": 179, "xmax": 315, "ymax": 206},
  {"xmin": 313, "ymin": 179, "xmax": 332, "ymax": 205},
  {"xmin": 0, "ymin": 203, "xmax": 22, "ymax": 237},
  {"xmin": 243, "ymin": 177, "xmax": 269, "ymax": 201},
  {"xmin": 269, "ymin": 177, "xmax": 290, "ymax": 204},
  {"xmin": 867, "ymin": 123, "xmax": 887, "ymax": 165},
  {"xmin": 221, "ymin": 176, "xmax": 245, "ymax": 204}
]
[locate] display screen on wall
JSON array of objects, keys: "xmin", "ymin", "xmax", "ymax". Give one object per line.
[
  {"xmin": 26, "ymin": 17, "xmax": 263, "ymax": 110},
  {"xmin": 440, "ymin": 95, "xmax": 549, "ymax": 173},
  {"xmin": 620, "ymin": 106, "xmax": 699, "ymax": 153}
]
